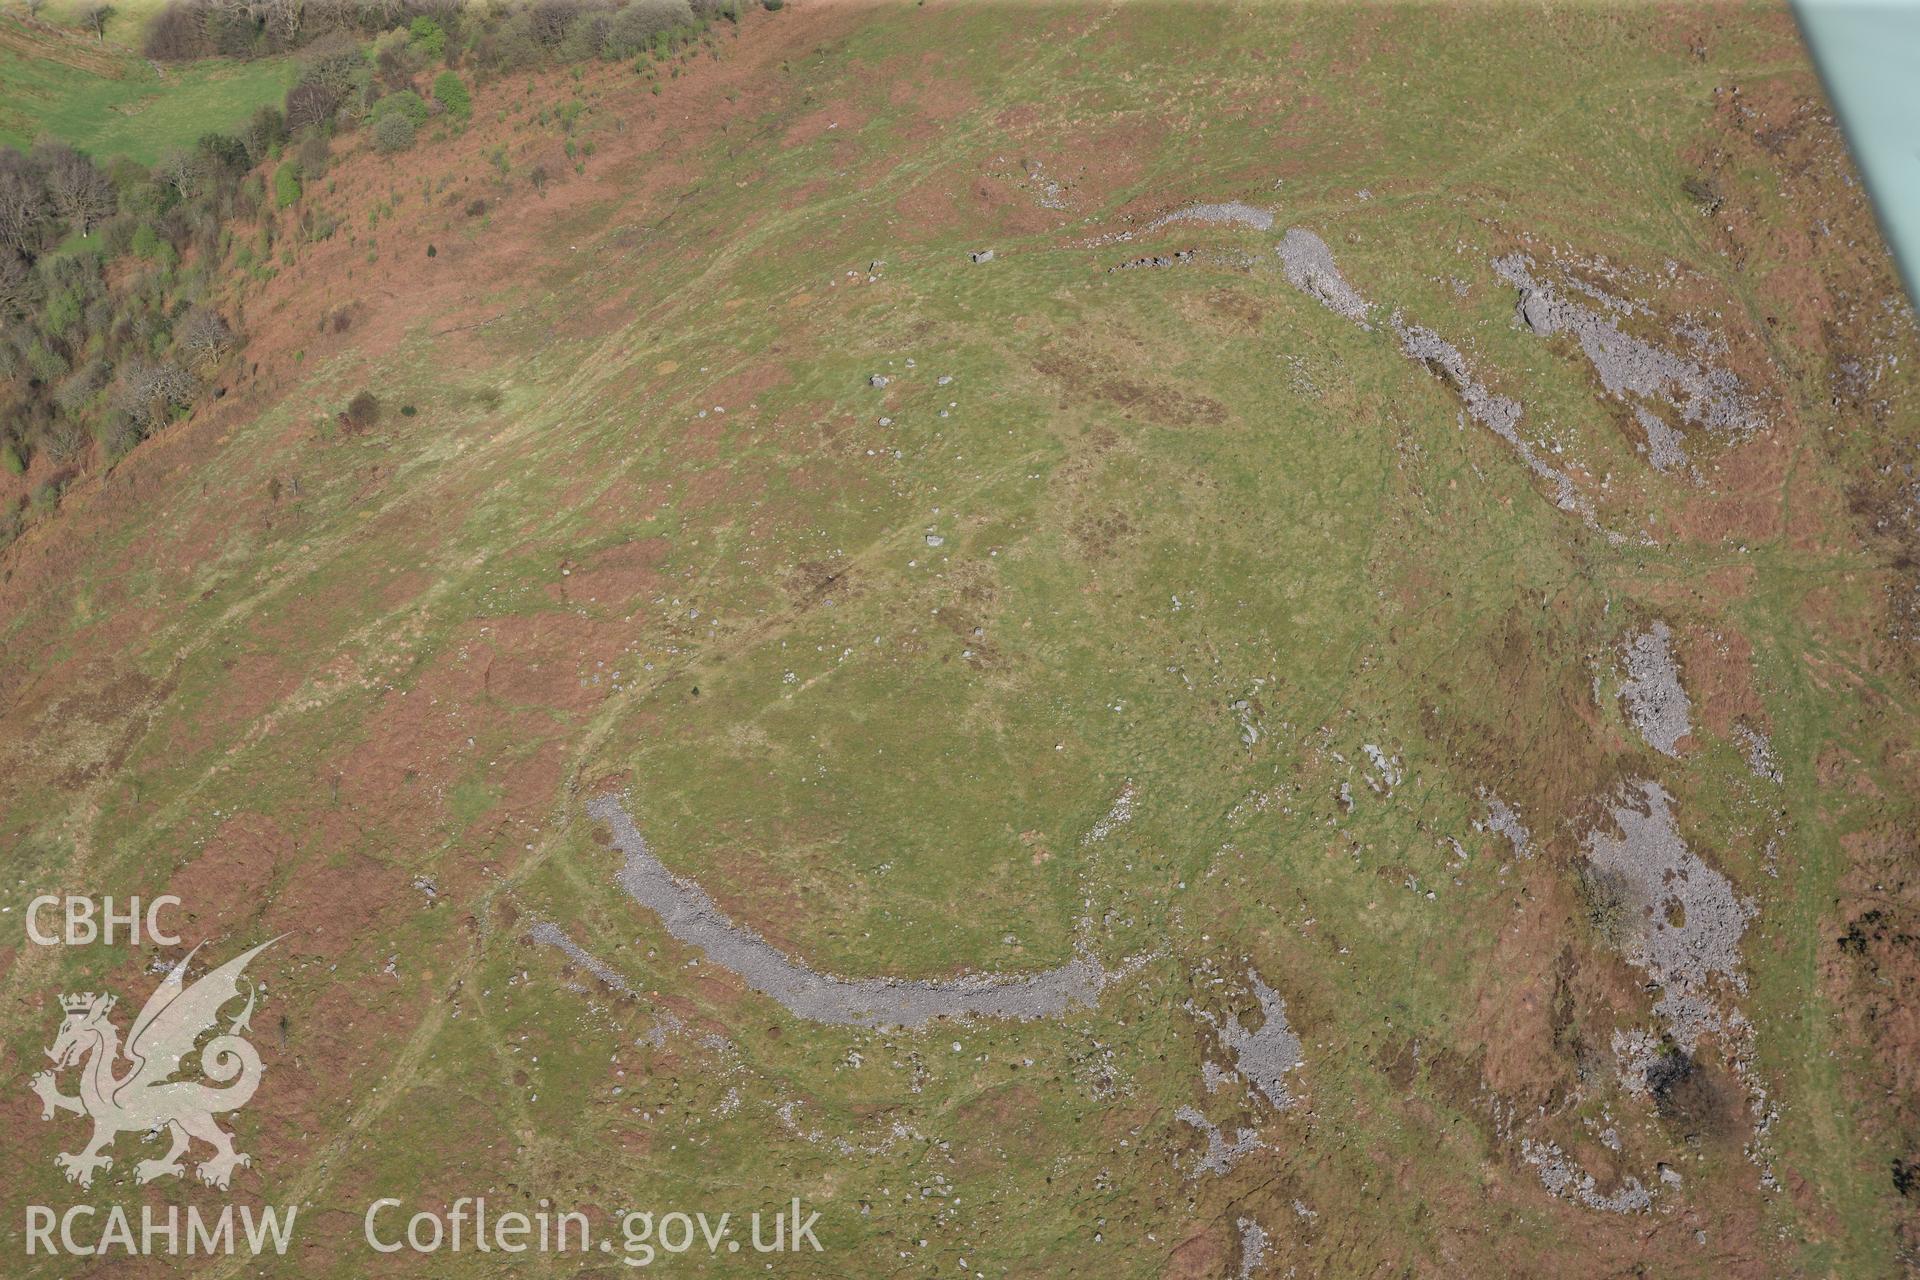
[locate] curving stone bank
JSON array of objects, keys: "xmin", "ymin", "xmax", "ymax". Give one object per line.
[{"xmin": 586, "ymin": 793, "xmax": 1113, "ymax": 1028}]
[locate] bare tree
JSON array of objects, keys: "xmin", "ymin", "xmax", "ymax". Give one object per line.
[
  {"xmin": 54, "ymin": 358, "xmax": 111, "ymax": 415},
  {"xmin": 40, "ymin": 145, "xmax": 116, "ymax": 237},
  {"xmin": 262, "ymin": 0, "xmax": 305, "ymax": 46},
  {"xmin": 26, "ymin": 0, "xmax": 47, "ymax": 18},
  {"xmin": 0, "ymin": 166, "xmax": 48, "ymax": 253},
  {"xmin": 178, "ymin": 306, "xmax": 237, "ymax": 372},
  {"xmin": 43, "ymin": 415, "xmax": 91, "ymax": 463},
  {"xmin": 84, "ymin": 3, "xmax": 115, "ymax": 42},
  {"xmin": 0, "ymin": 251, "xmax": 40, "ymax": 318},
  {"xmin": 155, "ymin": 149, "xmax": 208, "ymax": 203},
  {"xmin": 112, "ymin": 360, "xmax": 197, "ymax": 432},
  {"xmin": 529, "ymin": 0, "xmax": 583, "ymax": 47},
  {"xmin": 283, "ymin": 80, "xmax": 339, "ymax": 133}
]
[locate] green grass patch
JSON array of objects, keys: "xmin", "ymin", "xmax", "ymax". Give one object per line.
[{"xmin": 0, "ymin": 19, "xmax": 295, "ymax": 164}]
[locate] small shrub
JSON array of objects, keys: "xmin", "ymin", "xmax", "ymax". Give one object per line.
[
  {"xmin": 464, "ymin": 198, "xmax": 488, "ymax": 217},
  {"xmin": 295, "ymin": 132, "xmax": 331, "ymax": 180},
  {"xmin": 129, "ymin": 222, "xmax": 163, "ymax": 260},
  {"xmin": 372, "ymin": 113, "xmax": 417, "ymax": 155},
  {"xmin": 1575, "ymin": 860, "xmax": 1631, "ymax": 947},
  {"xmin": 341, "ymin": 390, "xmax": 381, "ymax": 431},
  {"xmin": 27, "ymin": 340, "xmax": 70, "ymax": 383},
  {"xmin": 1681, "ymin": 174, "xmax": 1724, "ymax": 214},
  {"xmin": 371, "ymin": 91, "xmax": 431, "ymax": 128},
  {"xmin": 409, "ymin": 16, "xmax": 446, "ymax": 59},
  {"xmin": 44, "ymin": 290, "xmax": 83, "ymax": 337},
  {"xmin": 101, "ymin": 417, "xmax": 141, "ymax": 459},
  {"xmin": 432, "ymin": 71, "xmax": 471, "ymax": 123},
  {"xmin": 1, "ymin": 442, "xmax": 22, "ymax": 476},
  {"xmin": 274, "ymin": 163, "xmax": 302, "ymax": 209}
]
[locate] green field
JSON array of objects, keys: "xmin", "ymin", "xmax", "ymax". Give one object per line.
[
  {"xmin": 0, "ymin": 14, "xmax": 292, "ymax": 161},
  {"xmin": 14, "ymin": 0, "xmax": 173, "ymax": 48}
]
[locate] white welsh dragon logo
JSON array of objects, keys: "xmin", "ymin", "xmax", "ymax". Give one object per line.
[{"xmin": 29, "ymin": 939, "xmax": 278, "ymax": 1190}]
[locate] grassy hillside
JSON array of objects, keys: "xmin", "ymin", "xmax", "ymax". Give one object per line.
[{"xmin": 1, "ymin": 2, "xmax": 1917, "ymax": 1276}]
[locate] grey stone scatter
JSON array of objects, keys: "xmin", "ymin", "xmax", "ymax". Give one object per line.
[
  {"xmin": 1081, "ymin": 781, "xmax": 1137, "ymax": 845},
  {"xmin": 1733, "ymin": 723, "xmax": 1781, "ymax": 782},
  {"xmin": 589, "ymin": 794, "xmax": 1112, "ymax": 1028},
  {"xmin": 1494, "ymin": 252, "xmax": 1763, "ymax": 440},
  {"xmin": 1619, "ymin": 621, "xmax": 1692, "ymax": 757},
  {"xmin": 1175, "ymin": 1105, "xmax": 1262, "ymax": 1176},
  {"xmin": 1218, "ymin": 970, "xmax": 1303, "ymax": 1110},
  {"xmin": 1275, "ymin": 228, "xmax": 1625, "ymax": 535},
  {"xmin": 529, "ymin": 921, "xmax": 633, "ymax": 994},
  {"xmin": 869, "ymin": 373, "xmax": 890, "ymax": 388},
  {"xmin": 1236, "ymin": 1218, "xmax": 1270, "ymax": 1278},
  {"xmin": 1634, "ymin": 404, "xmax": 1691, "ymax": 474},
  {"xmin": 1611, "ymin": 1027, "xmax": 1667, "ymax": 1098},
  {"xmin": 1477, "ymin": 790, "xmax": 1533, "ymax": 858},
  {"xmin": 1583, "ymin": 780, "xmax": 1755, "ymax": 1050},
  {"xmin": 1521, "ymin": 1138, "xmax": 1653, "ymax": 1213},
  {"xmin": 1362, "ymin": 743, "xmax": 1403, "ymax": 790},
  {"xmin": 1276, "ymin": 228, "xmax": 1373, "ymax": 327},
  {"xmin": 1150, "ymin": 201, "xmax": 1275, "ymax": 232},
  {"xmin": 1390, "ymin": 312, "xmax": 1595, "ymax": 522}
]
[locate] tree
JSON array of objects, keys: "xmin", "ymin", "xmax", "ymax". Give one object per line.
[
  {"xmin": 284, "ymin": 80, "xmax": 340, "ymax": 134},
  {"xmin": 111, "ymin": 359, "xmax": 195, "ymax": 433},
  {"xmin": 38, "ymin": 144, "xmax": 117, "ymax": 237},
  {"xmin": 196, "ymin": 132, "xmax": 251, "ymax": 179},
  {"xmin": 243, "ymin": 105, "xmax": 287, "ymax": 165},
  {"xmin": 0, "ymin": 250, "xmax": 39, "ymax": 317},
  {"xmin": 155, "ymin": 149, "xmax": 208, "ymax": 203},
  {"xmin": 178, "ymin": 306, "xmax": 237, "ymax": 372},
  {"xmin": 0, "ymin": 165, "xmax": 49, "ymax": 253},
  {"xmin": 262, "ymin": 0, "xmax": 306, "ymax": 48},
  {"xmin": 296, "ymin": 35, "xmax": 367, "ymax": 99},
  {"xmin": 84, "ymin": 4, "xmax": 114, "ymax": 42},
  {"xmin": 529, "ymin": 0, "xmax": 582, "ymax": 48}
]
